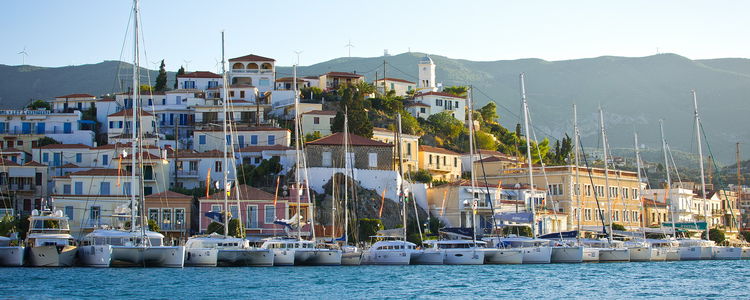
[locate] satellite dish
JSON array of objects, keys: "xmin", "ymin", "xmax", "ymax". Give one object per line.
[{"xmin": 32, "ymin": 209, "xmax": 39, "ymax": 216}]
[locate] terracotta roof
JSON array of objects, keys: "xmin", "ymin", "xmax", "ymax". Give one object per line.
[
  {"xmin": 237, "ymin": 145, "xmax": 293, "ymax": 152},
  {"xmin": 107, "ymin": 109, "xmax": 154, "ymax": 117},
  {"xmin": 69, "ymin": 168, "xmax": 129, "ymax": 177},
  {"xmin": 405, "ymin": 102, "xmax": 430, "ymax": 107},
  {"xmin": 24, "ymin": 161, "xmax": 46, "ymax": 167},
  {"xmin": 229, "ymin": 54, "xmax": 275, "ymax": 62},
  {"xmin": 307, "ymin": 132, "xmax": 392, "ymax": 147},
  {"xmin": 56, "ymin": 93, "xmax": 96, "ymax": 98},
  {"xmin": 177, "ymin": 71, "xmax": 222, "ymax": 79},
  {"xmin": 0, "ymin": 147, "xmax": 23, "ymax": 153},
  {"xmin": 119, "ymin": 151, "xmax": 161, "ymax": 160},
  {"xmin": 201, "ymin": 184, "xmax": 275, "ymax": 201},
  {"xmin": 643, "ymin": 198, "xmax": 667, "ymax": 207},
  {"xmin": 0, "ymin": 159, "xmax": 20, "ymax": 166},
  {"xmin": 92, "ymin": 143, "xmax": 158, "ymax": 150},
  {"xmin": 166, "ymin": 89, "xmax": 202, "ymax": 94},
  {"xmin": 275, "ymin": 77, "xmax": 307, "ymax": 82},
  {"xmin": 169, "ymin": 150, "xmax": 225, "ymax": 159},
  {"xmin": 145, "ymin": 190, "xmax": 192, "ymax": 199},
  {"xmin": 476, "ymin": 156, "xmax": 519, "ymax": 163},
  {"xmin": 324, "ymin": 72, "xmax": 364, "ymax": 78},
  {"xmin": 60, "ymin": 163, "xmax": 80, "ymax": 168},
  {"xmin": 301, "ymin": 110, "xmax": 337, "ymax": 116},
  {"xmin": 37, "ymin": 143, "xmax": 90, "ymax": 150},
  {"xmin": 195, "ymin": 126, "xmax": 289, "ymax": 133},
  {"xmin": 416, "ymin": 91, "xmax": 465, "ymax": 99},
  {"xmin": 465, "ymin": 149, "xmax": 506, "ymax": 156},
  {"xmin": 419, "ymin": 145, "xmax": 459, "ymax": 156},
  {"xmin": 374, "ymin": 77, "xmax": 415, "ymax": 84}
]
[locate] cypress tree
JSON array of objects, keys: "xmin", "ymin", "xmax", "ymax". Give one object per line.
[
  {"xmin": 174, "ymin": 65, "xmax": 185, "ymax": 89},
  {"xmin": 154, "ymin": 59, "xmax": 167, "ymax": 91}
]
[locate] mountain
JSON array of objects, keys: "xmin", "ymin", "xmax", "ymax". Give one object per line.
[
  {"xmin": 0, "ymin": 61, "xmax": 175, "ymax": 108},
  {"xmin": 2, "ymin": 52, "xmax": 749, "ymax": 163}
]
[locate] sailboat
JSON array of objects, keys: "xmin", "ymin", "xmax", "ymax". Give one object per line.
[
  {"xmin": 0, "ymin": 235, "xmax": 24, "ymax": 266},
  {"xmin": 81, "ymin": 0, "xmax": 185, "ymax": 268},
  {"xmin": 337, "ymin": 112, "xmax": 363, "ymax": 265},
  {"xmin": 184, "ymin": 32, "xmax": 273, "ymax": 267},
  {"xmin": 656, "ymin": 120, "xmax": 689, "ymax": 261}
]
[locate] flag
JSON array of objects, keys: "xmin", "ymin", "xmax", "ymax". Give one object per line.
[
  {"xmin": 273, "ymin": 176, "xmax": 280, "ymax": 206},
  {"xmin": 204, "ymin": 211, "xmax": 224, "ymax": 223},
  {"xmin": 225, "ymin": 181, "xmax": 232, "ymax": 197},
  {"xmin": 378, "ymin": 188, "xmax": 387, "ymax": 218},
  {"xmin": 206, "ymin": 168, "xmax": 212, "ymax": 197},
  {"xmin": 116, "ymin": 155, "xmax": 123, "ymax": 187}
]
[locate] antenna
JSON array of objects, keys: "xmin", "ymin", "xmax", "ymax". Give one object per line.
[
  {"xmin": 344, "ymin": 40, "xmax": 354, "ymax": 57},
  {"xmin": 17, "ymin": 46, "xmax": 29, "ymax": 65},
  {"xmin": 214, "ymin": 58, "xmax": 221, "ymax": 73},
  {"xmin": 294, "ymin": 50, "xmax": 303, "ymax": 66}
]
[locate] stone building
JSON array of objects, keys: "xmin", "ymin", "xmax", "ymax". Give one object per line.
[{"xmin": 305, "ymin": 132, "xmax": 393, "ymax": 170}]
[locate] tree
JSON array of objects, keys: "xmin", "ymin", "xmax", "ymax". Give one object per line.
[
  {"xmin": 154, "ymin": 59, "xmax": 167, "ymax": 91},
  {"xmin": 502, "ymin": 225, "xmax": 533, "ymax": 237},
  {"xmin": 148, "ymin": 219, "xmax": 160, "ymax": 232},
  {"xmin": 304, "ymin": 131, "xmax": 322, "ymax": 142},
  {"xmin": 228, "ymin": 219, "xmax": 246, "ymax": 238},
  {"xmin": 38, "ymin": 137, "xmax": 60, "ymax": 147},
  {"xmin": 140, "ymin": 84, "xmax": 153, "ymax": 92},
  {"xmin": 442, "ymin": 86, "xmax": 468, "ymax": 97},
  {"xmin": 478, "ymin": 102, "xmax": 498, "ymax": 124},
  {"xmin": 474, "ymin": 130, "xmax": 499, "ymax": 151},
  {"xmin": 612, "ymin": 223, "xmax": 626, "ymax": 231},
  {"xmin": 174, "ymin": 66, "xmax": 185, "ymax": 89},
  {"xmin": 426, "ymin": 217, "xmax": 445, "ymax": 237},
  {"xmin": 331, "ymin": 84, "xmax": 374, "ymax": 137},
  {"xmin": 397, "ymin": 112, "xmax": 422, "ymax": 136},
  {"xmin": 426, "ymin": 112, "xmax": 465, "ymax": 143},
  {"xmin": 356, "ymin": 218, "xmax": 383, "ymax": 242},
  {"xmin": 27, "ymin": 99, "xmax": 51, "ymax": 110},
  {"xmin": 0, "ymin": 215, "xmax": 18, "ymax": 237},
  {"xmin": 406, "ymin": 169, "xmax": 432, "ymax": 183},
  {"xmin": 702, "ymin": 228, "xmax": 726, "ymax": 244},
  {"xmin": 237, "ymin": 157, "xmax": 282, "ymax": 187}
]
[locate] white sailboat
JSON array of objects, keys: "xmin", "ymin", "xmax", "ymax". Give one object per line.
[
  {"xmin": 338, "ymin": 112, "xmax": 362, "ymax": 266},
  {"xmin": 657, "ymin": 120, "xmax": 684, "ymax": 261},
  {"xmin": 25, "ymin": 209, "xmax": 78, "ymax": 267},
  {"xmin": 82, "ymin": 0, "xmax": 185, "ymax": 268},
  {"xmin": 0, "ymin": 235, "xmax": 24, "ymax": 267}
]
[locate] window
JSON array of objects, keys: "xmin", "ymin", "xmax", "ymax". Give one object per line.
[
  {"xmin": 42, "ymin": 153, "xmax": 49, "ymax": 163},
  {"xmin": 436, "ymin": 99, "xmax": 443, "ymax": 106},
  {"xmin": 585, "ymin": 184, "xmax": 592, "ymax": 197},
  {"xmin": 251, "ymin": 135, "xmax": 258, "ymax": 145},
  {"xmin": 215, "ymin": 161, "xmax": 222, "ymax": 172},
  {"xmin": 238, "ymin": 136, "xmax": 245, "ymax": 147},
  {"xmin": 429, "ymin": 154, "xmax": 432, "ymax": 165},
  {"xmin": 65, "ymin": 206, "xmax": 74, "ymax": 219},
  {"xmin": 123, "ymin": 182, "xmax": 132, "ymax": 196},
  {"xmin": 100, "ymin": 182, "xmax": 110, "ymax": 195},
  {"xmin": 63, "ymin": 184, "xmax": 71, "ymax": 195},
  {"xmin": 595, "ymin": 185, "xmax": 605, "ymax": 197},
  {"xmin": 74, "ymin": 182, "xmax": 83, "ymax": 195},
  {"xmin": 175, "ymin": 209, "xmax": 185, "ymax": 229},
  {"xmin": 211, "ymin": 204, "xmax": 222, "ymax": 212},
  {"xmin": 264, "ymin": 205, "xmax": 275, "ymax": 223},
  {"xmin": 240, "ymin": 91, "xmax": 245, "ymax": 98},
  {"xmin": 230, "ymin": 205, "xmax": 239, "ymax": 220},
  {"xmin": 162, "ymin": 208, "xmax": 173, "ymax": 230},
  {"xmin": 76, "ymin": 153, "xmax": 82, "ymax": 163},
  {"xmin": 574, "ymin": 184, "xmax": 580, "ymax": 196},
  {"xmin": 226, "ymin": 134, "xmax": 231, "ymax": 145},
  {"xmin": 268, "ymin": 135, "xmax": 275, "ymax": 145},
  {"xmin": 149, "ymin": 208, "xmax": 159, "ymax": 224},
  {"xmin": 632, "ymin": 188, "xmax": 639, "ymax": 199},
  {"xmin": 420, "ymin": 107, "xmax": 426, "ymax": 113},
  {"xmin": 313, "ymin": 117, "xmax": 320, "ymax": 125},
  {"xmin": 454, "ymin": 157, "xmax": 457, "ymax": 167},
  {"xmin": 90, "ymin": 206, "xmax": 101, "ymax": 222},
  {"xmin": 102, "ymin": 155, "xmax": 109, "ymax": 166},
  {"xmin": 622, "ymin": 188, "xmax": 629, "ymax": 200},
  {"xmin": 322, "ymin": 152, "xmax": 332, "ymax": 167},
  {"xmin": 199, "ymin": 135, "xmax": 206, "ymax": 145},
  {"xmin": 35, "ymin": 173, "xmax": 42, "ymax": 186},
  {"xmin": 368, "ymin": 153, "xmax": 378, "ymax": 168},
  {"xmin": 246, "ymin": 205, "xmax": 258, "ymax": 228},
  {"xmin": 584, "ymin": 208, "xmax": 592, "ymax": 221},
  {"xmin": 547, "ymin": 184, "xmax": 563, "ymax": 196},
  {"xmin": 613, "ymin": 210, "xmax": 619, "ymax": 222},
  {"xmin": 608, "ymin": 187, "xmax": 618, "ymax": 198}
]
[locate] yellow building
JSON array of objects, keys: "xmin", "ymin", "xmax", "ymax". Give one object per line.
[
  {"xmin": 642, "ymin": 198, "xmax": 669, "ymax": 227},
  {"xmin": 418, "ymin": 145, "xmax": 461, "ymax": 182},
  {"xmin": 371, "ymin": 127, "xmax": 419, "ymax": 172},
  {"xmin": 479, "ymin": 165, "xmax": 643, "ymax": 231},
  {"xmin": 300, "ymin": 110, "xmax": 336, "ymax": 137}
]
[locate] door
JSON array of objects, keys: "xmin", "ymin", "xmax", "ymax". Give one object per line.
[
  {"xmin": 63, "ymin": 122, "xmax": 72, "ymax": 133},
  {"xmin": 36, "ymin": 123, "xmax": 45, "ymax": 134}
]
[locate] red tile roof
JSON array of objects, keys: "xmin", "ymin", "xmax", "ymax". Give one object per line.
[
  {"xmin": 374, "ymin": 77, "xmax": 415, "ymax": 84},
  {"xmin": 92, "ymin": 143, "xmax": 158, "ymax": 150},
  {"xmin": 145, "ymin": 190, "xmax": 192, "ymax": 199},
  {"xmin": 416, "ymin": 91, "xmax": 465, "ymax": 99},
  {"xmin": 69, "ymin": 168, "xmax": 129, "ymax": 176},
  {"xmin": 107, "ymin": 109, "xmax": 154, "ymax": 117},
  {"xmin": 0, "ymin": 159, "xmax": 20, "ymax": 166},
  {"xmin": 307, "ymin": 132, "xmax": 392, "ymax": 147},
  {"xmin": 476, "ymin": 156, "xmax": 520, "ymax": 163},
  {"xmin": 37, "ymin": 143, "xmax": 90, "ymax": 150},
  {"xmin": 60, "ymin": 163, "xmax": 80, "ymax": 168},
  {"xmin": 177, "ymin": 71, "xmax": 222, "ymax": 79},
  {"xmin": 119, "ymin": 151, "xmax": 162, "ymax": 160},
  {"xmin": 0, "ymin": 147, "xmax": 23, "ymax": 153},
  {"xmin": 275, "ymin": 77, "xmax": 307, "ymax": 82},
  {"xmin": 201, "ymin": 184, "xmax": 275, "ymax": 200},
  {"xmin": 301, "ymin": 110, "xmax": 337, "ymax": 116},
  {"xmin": 56, "ymin": 93, "xmax": 96, "ymax": 98},
  {"xmin": 24, "ymin": 161, "xmax": 46, "ymax": 167},
  {"xmin": 237, "ymin": 145, "xmax": 293, "ymax": 152},
  {"xmin": 419, "ymin": 145, "xmax": 459, "ymax": 155},
  {"xmin": 324, "ymin": 72, "xmax": 364, "ymax": 78},
  {"xmin": 228, "ymin": 54, "xmax": 275, "ymax": 62},
  {"xmin": 169, "ymin": 150, "xmax": 226, "ymax": 159}
]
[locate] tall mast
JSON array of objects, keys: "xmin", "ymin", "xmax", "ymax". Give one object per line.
[
  {"xmin": 343, "ymin": 109, "xmax": 349, "ymax": 245},
  {"xmin": 520, "ymin": 73, "xmax": 536, "ymax": 239},
  {"xmin": 599, "ymin": 108, "xmax": 613, "ymax": 244},
  {"xmin": 293, "ymin": 64, "xmax": 302, "ymax": 241},
  {"xmin": 737, "ymin": 143, "xmax": 743, "ymax": 231},
  {"xmin": 660, "ymin": 120, "xmax": 677, "ymax": 237},
  {"xmin": 129, "ymin": 0, "xmax": 139, "ymax": 233},
  {"xmin": 693, "ymin": 90, "xmax": 709, "ymax": 240},
  {"xmin": 220, "ymin": 31, "xmax": 230, "ymax": 237},
  {"xmin": 467, "ymin": 86, "xmax": 478, "ymax": 242},
  {"xmin": 396, "ymin": 113, "xmax": 407, "ymax": 245},
  {"xmin": 573, "ymin": 104, "xmax": 582, "ymax": 241},
  {"xmin": 634, "ymin": 132, "xmax": 646, "ymax": 241}
]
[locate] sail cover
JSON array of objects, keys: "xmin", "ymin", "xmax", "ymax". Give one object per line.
[{"xmin": 494, "ymin": 212, "xmax": 533, "ymax": 223}]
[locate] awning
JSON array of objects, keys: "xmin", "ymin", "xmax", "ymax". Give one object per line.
[
  {"xmin": 9, "ymin": 167, "xmax": 34, "ymax": 177},
  {"xmin": 77, "ymin": 120, "xmax": 96, "ymax": 124}
]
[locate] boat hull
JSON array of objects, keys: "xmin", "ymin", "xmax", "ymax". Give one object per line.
[
  {"xmin": 551, "ymin": 246, "xmax": 583, "ymax": 263},
  {"xmin": 712, "ymin": 247, "xmax": 742, "ymax": 260},
  {"xmin": 341, "ymin": 251, "xmax": 362, "ymax": 266},
  {"xmin": 77, "ymin": 245, "xmax": 112, "ymax": 267},
  {"xmin": 521, "ymin": 246, "xmax": 552, "ymax": 264},
  {"xmin": 442, "ymin": 249, "xmax": 484, "ymax": 265},
  {"xmin": 582, "ymin": 247, "xmax": 599, "ymax": 262},
  {"xmin": 483, "ymin": 248, "xmax": 523, "ymax": 264},
  {"xmin": 0, "ymin": 246, "xmax": 25, "ymax": 266},
  {"xmin": 598, "ymin": 248, "xmax": 630, "ymax": 262},
  {"xmin": 629, "ymin": 247, "xmax": 666, "ymax": 262},
  {"xmin": 218, "ymin": 249, "xmax": 274, "ymax": 267},
  {"xmin": 111, "ymin": 246, "xmax": 185, "ymax": 267},
  {"xmin": 664, "ymin": 248, "xmax": 681, "ymax": 261},
  {"xmin": 28, "ymin": 245, "xmax": 77, "ymax": 267},
  {"xmin": 185, "ymin": 248, "xmax": 218, "ymax": 267},
  {"xmin": 362, "ymin": 250, "xmax": 411, "ymax": 265},
  {"xmin": 679, "ymin": 246, "xmax": 702, "ymax": 260},
  {"xmin": 742, "ymin": 247, "xmax": 750, "ymax": 259},
  {"xmin": 410, "ymin": 250, "xmax": 443, "ymax": 265},
  {"xmin": 699, "ymin": 246, "xmax": 713, "ymax": 260},
  {"xmin": 270, "ymin": 249, "xmax": 295, "ymax": 266},
  {"xmin": 303, "ymin": 249, "xmax": 341, "ymax": 266}
]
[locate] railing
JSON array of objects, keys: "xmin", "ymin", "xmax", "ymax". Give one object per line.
[
  {"xmin": 0, "ymin": 128, "xmax": 75, "ymax": 135},
  {"xmin": 83, "ymin": 219, "xmax": 110, "ymax": 229},
  {"xmin": 230, "ymin": 69, "xmax": 273, "ymax": 74},
  {"xmin": 9, "ymin": 184, "xmax": 33, "ymax": 191},
  {"xmin": 462, "ymin": 200, "xmax": 492, "ymax": 210},
  {"xmin": 425, "ymin": 163, "xmax": 452, "ymax": 172},
  {"xmin": 176, "ymin": 170, "xmax": 199, "ymax": 177}
]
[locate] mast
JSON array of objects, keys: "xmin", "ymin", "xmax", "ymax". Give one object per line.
[
  {"xmin": 293, "ymin": 64, "xmax": 302, "ymax": 241},
  {"xmin": 738, "ymin": 143, "xmax": 744, "ymax": 231},
  {"xmin": 634, "ymin": 132, "xmax": 647, "ymax": 241},
  {"xmin": 520, "ymin": 73, "xmax": 537, "ymax": 239},
  {"xmin": 396, "ymin": 113, "xmax": 407, "ymax": 246},
  {"xmin": 660, "ymin": 120, "xmax": 678, "ymax": 237},
  {"xmin": 467, "ymin": 86, "xmax": 478, "ymax": 242},
  {"xmin": 573, "ymin": 104, "xmax": 582, "ymax": 241},
  {"xmin": 343, "ymin": 109, "xmax": 349, "ymax": 245},
  {"xmin": 693, "ymin": 90, "xmax": 709, "ymax": 240},
  {"xmin": 129, "ymin": 0, "xmax": 139, "ymax": 234},
  {"xmin": 220, "ymin": 31, "xmax": 230, "ymax": 238},
  {"xmin": 599, "ymin": 108, "xmax": 613, "ymax": 244}
]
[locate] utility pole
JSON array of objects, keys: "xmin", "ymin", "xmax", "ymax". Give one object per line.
[{"xmin": 383, "ymin": 60, "xmax": 387, "ymax": 93}]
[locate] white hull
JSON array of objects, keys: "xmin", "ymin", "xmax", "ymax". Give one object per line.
[
  {"xmin": 410, "ymin": 250, "xmax": 443, "ymax": 265},
  {"xmin": 679, "ymin": 246, "xmax": 702, "ymax": 260},
  {"xmin": 629, "ymin": 247, "xmax": 666, "ymax": 262},
  {"xmin": 28, "ymin": 246, "xmax": 77, "ymax": 267},
  {"xmin": 341, "ymin": 251, "xmax": 362, "ymax": 266},
  {"xmin": 362, "ymin": 250, "xmax": 411, "ymax": 265},
  {"xmin": 442, "ymin": 249, "xmax": 484, "ymax": 265},
  {"xmin": 551, "ymin": 246, "xmax": 583, "ymax": 263},
  {"xmin": 303, "ymin": 249, "xmax": 342, "ymax": 266},
  {"xmin": 0, "ymin": 246, "xmax": 25, "ymax": 266},
  {"xmin": 598, "ymin": 248, "xmax": 630, "ymax": 262},
  {"xmin": 742, "ymin": 247, "xmax": 750, "ymax": 259},
  {"xmin": 483, "ymin": 248, "xmax": 523, "ymax": 264},
  {"xmin": 699, "ymin": 246, "xmax": 713, "ymax": 260},
  {"xmin": 712, "ymin": 247, "xmax": 742, "ymax": 260},
  {"xmin": 270, "ymin": 249, "xmax": 295, "ymax": 266},
  {"xmin": 77, "ymin": 245, "xmax": 112, "ymax": 267},
  {"xmin": 582, "ymin": 247, "xmax": 600, "ymax": 262},
  {"xmin": 111, "ymin": 246, "xmax": 185, "ymax": 267},
  {"xmin": 218, "ymin": 249, "xmax": 274, "ymax": 266},
  {"xmin": 185, "ymin": 248, "xmax": 218, "ymax": 267},
  {"xmin": 521, "ymin": 246, "xmax": 552, "ymax": 264},
  {"xmin": 664, "ymin": 248, "xmax": 681, "ymax": 261}
]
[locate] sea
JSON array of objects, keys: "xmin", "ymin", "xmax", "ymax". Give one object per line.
[{"xmin": 2, "ymin": 260, "xmax": 748, "ymax": 299}]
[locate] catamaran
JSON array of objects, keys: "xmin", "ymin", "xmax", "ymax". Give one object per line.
[{"xmin": 0, "ymin": 235, "xmax": 24, "ymax": 267}]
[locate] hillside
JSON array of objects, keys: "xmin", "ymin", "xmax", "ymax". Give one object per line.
[{"xmin": 2, "ymin": 52, "xmax": 749, "ymax": 163}]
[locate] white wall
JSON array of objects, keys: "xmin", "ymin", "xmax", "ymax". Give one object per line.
[{"xmin": 307, "ymin": 167, "xmax": 401, "ymax": 202}]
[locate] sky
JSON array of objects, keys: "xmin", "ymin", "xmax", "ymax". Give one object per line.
[{"xmin": 1, "ymin": 0, "xmax": 749, "ymax": 71}]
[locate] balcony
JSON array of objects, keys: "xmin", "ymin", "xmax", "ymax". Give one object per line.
[
  {"xmin": 230, "ymin": 69, "xmax": 273, "ymax": 74},
  {"xmin": 462, "ymin": 199, "xmax": 492, "ymax": 211},
  {"xmin": 9, "ymin": 184, "xmax": 33, "ymax": 191},
  {"xmin": 176, "ymin": 170, "xmax": 199, "ymax": 178},
  {"xmin": 425, "ymin": 163, "xmax": 453, "ymax": 173}
]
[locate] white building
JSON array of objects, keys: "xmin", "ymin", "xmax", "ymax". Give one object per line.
[
  {"xmin": 176, "ymin": 71, "xmax": 222, "ymax": 90},
  {"xmin": 228, "ymin": 54, "xmax": 275, "ymax": 93},
  {"xmin": 168, "ymin": 150, "xmax": 235, "ymax": 190},
  {"xmin": 48, "ymin": 93, "xmax": 98, "ymax": 112},
  {"xmin": 0, "ymin": 109, "xmax": 95, "ymax": 151},
  {"xmin": 193, "ymin": 127, "xmax": 291, "ymax": 152},
  {"xmin": 417, "ymin": 56, "xmax": 437, "ymax": 93},
  {"xmin": 373, "ymin": 77, "xmax": 416, "ymax": 97},
  {"xmin": 193, "ymin": 98, "xmax": 267, "ymax": 126},
  {"xmin": 409, "ymin": 91, "xmax": 466, "ymax": 121},
  {"xmin": 236, "ymin": 145, "xmax": 296, "ymax": 173},
  {"xmin": 644, "ymin": 188, "xmax": 696, "ymax": 223},
  {"xmin": 106, "ymin": 109, "xmax": 159, "ymax": 145}
]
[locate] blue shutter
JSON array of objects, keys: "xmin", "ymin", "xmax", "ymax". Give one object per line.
[
  {"xmin": 63, "ymin": 122, "xmax": 72, "ymax": 133},
  {"xmin": 199, "ymin": 135, "xmax": 206, "ymax": 145},
  {"xmin": 42, "ymin": 153, "xmax": 49, "ymax": 163},
  {"xmin": 36, "ymin": 123, "xmax": 45, "ymax": 134},
  {"xmin": 102, "ymin": 155, "xmax": 109, "ymax": 166},
  {"xmin": 53, "ymin": 153, "xmax": 61, "ymax": 166},
  {"xmin": 75, "ymin": 153, "xmax": 82, "ymax": 163},
  {"xmin": 238, "ymin": 136, "xmax": 245, "ymax": 148},
  {"xmin": 74, "ymin": 182, "xmax": 83, "ymax": 195},
  {"xmin": 251, "ymin": 135, "xmax": 258, "ymax": 145},
  {"xmin": 100, "ymin": 182, "xmax": 110, "ymax": 195},
  {"xmin": 22, "ymin": 122, "xmax": 31, "ymax": 134},
  {"xmin": 268, "ymin": 135, "xmax": 275, "ymax": 145},
  {"xmin": 226, "ymin": 135, "xmax": 231, "ymax": 145},
  {"xmin": 63, "ymin": 184, "xmax": 71, "ymax": 195}
]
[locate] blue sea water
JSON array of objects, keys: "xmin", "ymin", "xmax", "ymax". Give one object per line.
[{"xmin": 2, "ymin": 260, "xmax": 748, "ymax": 299}]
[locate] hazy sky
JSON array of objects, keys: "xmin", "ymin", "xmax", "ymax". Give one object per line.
[{"xmin": 2, "ymin": 0, "xmax": 748, "ymax": 70}]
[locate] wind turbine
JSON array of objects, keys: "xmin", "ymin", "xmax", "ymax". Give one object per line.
[
  {"xmin": 293, "ymin": 50, "xmax": 303, "ymax": 65},
  {"xmin": 214, "ymin": 58, "xmax": 222, "ymax": 73},
  {"xmin": 183, "ymin": 59, "xmax": 192, "ymax": 71},
  {"xmin": 344, "ymin": 40, "xmax": 354, "ymax": 57},
  {"xmin": 17, "ymin": 46, "xmax": 29, "ymax": 65}
]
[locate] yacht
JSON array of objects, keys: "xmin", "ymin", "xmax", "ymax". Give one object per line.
[
  {"xmin": 487, "ymin": 236, "xmax": 552, "ymax": 264},
  {"xmin": 537, "ymin": 232, "xmax": 584, "ymax": 263},
  {"xmin": 82, "ymin": 229, "xmax": 185, "ymax": 267},
  {"xmin": 581, "ymin": 239, "xmax": 630, "ymax": 262},
  {"xmin": 625, "ymin": 240, "xmax": 666, "ymax": 262},
  {"xmin": 711, "ymin": 245, "xmax": 742, "ymax": 260},
  {"xmin": 676, "ymin": 239, "xmax": 713, "ymax": 260},
  {"xmin": 424, "ymin": 240, "xmax": 485, "ymax": 265},
  {"xmin": 261, "ymin": 237, "xmax": 341, "ymax": 266},
  {"xmin": 582, "ymin": 247, "xmax": 600, "ymax": 262},
  {"xmin": 184, "ymin": 239, "xmax": 218, "ymax": 267},
  {"xmin": 645, "ymin": 239, "xmax": 679, "ymax": 261},
  {"xmin": 77, "ymin": 242, "xmax": 113, "ymax": 268},
  {"xmin": 361, "ymin": 239, "xmax": 412, "ymax": 265},
  {"xmin": 186, "ymin": 234, "xmax": 272, "ymax": 267},
  {"xmin": 25, "ymin": 209, "xmax": 78, "ymax": 267},
  {"xmin": 0, "ymin": 236, "xmax": 24, "ymax": 266},
  {"xmin": 341, "ymin": 245, "xmax": 363, "ymax": 266}
]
